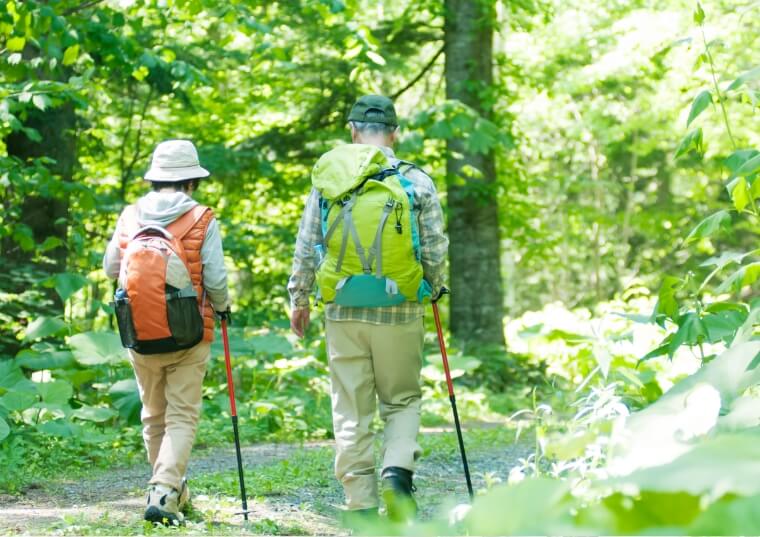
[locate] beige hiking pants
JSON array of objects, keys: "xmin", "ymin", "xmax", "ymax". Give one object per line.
[
  {"xmin": 325, "ymin": 318, "xmax": 424, "ymax": 510},
  {"xmin": 129, "ymin": 341, "xmax": 210, "ymax": 490}
]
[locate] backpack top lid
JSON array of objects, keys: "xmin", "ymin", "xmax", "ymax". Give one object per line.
[{"xmin": 311, "ymin": 144, "xmax": 390, "ymax": 200}]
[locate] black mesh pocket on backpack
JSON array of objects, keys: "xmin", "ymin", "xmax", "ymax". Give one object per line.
[
  {"xmin": 113, "ymin": 289, "xmax": 138, "ymax": 348},
  {"xmin": 166, "ymin": 287, "xmax": 204, "ymax": 349}
]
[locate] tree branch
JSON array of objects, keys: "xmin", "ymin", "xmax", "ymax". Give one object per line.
[
  {"xmin": 391, "ymin": 44, "xmax": 445, "ymax": 101},
  {"xmin": 63, "ymin": 0, "xmax": 105, "ymax": 16}
]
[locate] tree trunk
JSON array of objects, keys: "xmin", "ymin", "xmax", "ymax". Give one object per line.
[
  {"xmin": 444, "ymin": 0, "xmax": 505, "ymax": 345},
  {"xmin": 5, "ymin": 103, "xmax": 76, "ymax": 273}
]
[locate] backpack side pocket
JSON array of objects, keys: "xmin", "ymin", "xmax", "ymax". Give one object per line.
[
  {"xmin": 166, "ymin": 286, "xmax": 204, "ymax": 348},
  {"xmin": 113, "ymin": 289, "xmax": 138, "ymax": 348}
]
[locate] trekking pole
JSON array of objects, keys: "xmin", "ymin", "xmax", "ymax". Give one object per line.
[
  {"xmin": 432, "ymin": 288, "xmax": 474, "ymax": 500},
  {"xmin": 220, "ymin": 319, "xmax": 251, "ymax": 520}
]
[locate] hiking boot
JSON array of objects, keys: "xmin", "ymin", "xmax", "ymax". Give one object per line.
[
  {"xmin": 144, "ymin": 483, "xmax": 184, "ymax": 526},
  {"xmin": 381, "ymin": 466, "xmax": 417, "ymax": 522}
]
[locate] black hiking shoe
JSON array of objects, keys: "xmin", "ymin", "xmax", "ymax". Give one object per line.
[{"xmin": 381, "ymin": 466, "xmax": 417, "ymax": 522}]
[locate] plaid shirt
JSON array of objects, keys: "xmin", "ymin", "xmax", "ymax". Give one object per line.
[{"xmin": 287, "ymin": 146, "xmax": 448, "ymax": 325}]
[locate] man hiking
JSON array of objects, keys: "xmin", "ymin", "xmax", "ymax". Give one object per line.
[
  {"xmin": 103, "ymin": 139, "xmax": 230, "ymax": 525},
  {"xmin": 287, "ymin": 95, "xmax": 448, "ymax": 521}
]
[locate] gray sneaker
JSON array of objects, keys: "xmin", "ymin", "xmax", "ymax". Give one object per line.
[{"xmin": 144, "ymin": 483, "xmax": 184, "ymax": 525}]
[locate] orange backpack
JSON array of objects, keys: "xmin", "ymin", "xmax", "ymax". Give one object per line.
[{"xmin": 112, "ymin": 205, "xmax": 209, "ymax": 354}]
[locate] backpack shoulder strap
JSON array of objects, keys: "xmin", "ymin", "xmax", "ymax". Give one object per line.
[
  {"xmin": 166, "ymin": 205, "xmax": 212, "ymax": 240},
  {"xmin": 394, "ymin": 159, "xmax": 420, "ymax": 174}
]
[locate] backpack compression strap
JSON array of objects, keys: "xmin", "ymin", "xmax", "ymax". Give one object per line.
[
  {"xmin": 367, "ymin": 199, "xmax": 395, "ymax": 279},
  {"xmin": 325, "ymin": 193, "xmax": 371, "ymax": 274},
  {"xmin": 322, "ymin": 185, "xmax": 397, "ymax": 279}
]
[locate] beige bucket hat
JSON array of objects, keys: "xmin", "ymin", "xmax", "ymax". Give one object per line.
[{"xmin": 144, "ymin": 139, "xmax": 210, "ymax": 182}]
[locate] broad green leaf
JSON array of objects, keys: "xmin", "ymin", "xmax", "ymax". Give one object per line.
[
  {"xmin": 23, "ymin": 316, "xmax": 67, "ymax": 341},
  {"xmin": 68, "ymin": 331, "xmax": 127, "ymax": 365},
  {"xmin": 0, "ymin": 361, "xmax": 26, "ymax": 390},
  {"xmin": 109, "ymin": 379, "xmax": 141, "ymax": 424},
  {"xmin": 655, "ymin": 276, "xmax": 681, "ymax": 322},
  {"xmin": 727, "ymin": 66, "xmax": 760, "ymax": 91},
  {"xmin": 737, "ymin": 153, "xmax": 760, "ymax": 176},
  {"xmin": 6, "ymin": 36, "xmax": 25, "ymax": 52},
  {"xmin": 717, "ymin": 262, "xmax": 760, "ymax": 294},
  {"xmin": 702, "ymin": 309, "xmax": 747, "ymax": 343},
  {"xmin": 582, "ymin": 491, "xmax": 699, "ymax": 534},
  {"xmin": 612, "ymin": 433, "xmax": 760, "ymax": 497},
  {"xmin": 71, "ymin": 406, "xmax": 117, "ymax": 422},
  {"xmin": 667, "ymin": 312, "xmax": 707, "ymax": 356},
  {"xmin": 0, "ymin": 389, "xmax": 37, "ymax": 412},
  {"xmin": 0, "ymin": 417, "xmax": 9, "ymax": 442},
  {"xmin": 15, "ymin": 350, "xmax": 76, "ymax": 370},
  {"xmin": 36, "ymin": 380, "xmax": 73, "ymax": 405},
  {"xmin": 700, "ymin": 251, "xmax": 750, "ymax": 269},
  {"xmin": 47, "ymin": 272, "xmax": 89, "ymax": 303},
  {"xmin": 690, "ymin": 494, "xmax": 760, "ymax": 534},
  {"xmin": 704, "ymin": 301, "xmax": 748, "ymax": 313},
  {"xmin": 686, "ymin": 90, "xmax": 712, "ymax": 126},
  {"xmin": 674, "ymin": 128, "xmax": 702, "ymax": 158},
  {"xmin": 685, "ymin": 210, "xmax": 730, "ymax": 243},
  {"xmin": 730, "ymin": 177, "xmax": 750, "ymax": 212},
  {"xmin": 725, "ymin": 149, "xmax": 759, "ymax": 175},
  {"xmin": 465, "ymin": 478, "xmax": 580, "ymax": 535},
  {"xmin": 37, "ymin": 420, "xmax": 80, "ymax": 438},
  {"xmin": 62, "ymin": 44, "xmax": 79, "ymax": 66}
]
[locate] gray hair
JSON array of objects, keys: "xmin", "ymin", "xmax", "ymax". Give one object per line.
[{"xmin": 349, "ymin": 120, "xmax": 398, "ymax": 136}]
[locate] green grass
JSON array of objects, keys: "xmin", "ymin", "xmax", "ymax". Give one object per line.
[
  {"xmin": 44, "ymin": 512, "xmax": 306, "ymax": 536},
  {"xmin": 192, "ymin": 447, "xmax": 335, "ymax": 498}
]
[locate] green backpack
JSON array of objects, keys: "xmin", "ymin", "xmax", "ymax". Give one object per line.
[{"xmin": 312, "ymin": 144, "xmax": 432, "ymax": 307}]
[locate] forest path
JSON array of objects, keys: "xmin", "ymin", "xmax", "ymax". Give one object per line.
[{"xmin": 0, "ymin": 429, "xmax": 529, "ymax": 535}]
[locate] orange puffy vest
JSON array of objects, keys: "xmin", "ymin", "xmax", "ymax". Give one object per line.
[{"xmin": 118, "ymin": 204, "xmax": 215, "ymax": 343}]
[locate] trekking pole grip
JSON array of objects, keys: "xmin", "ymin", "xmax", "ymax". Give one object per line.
[{"xmin": 432, "ymin": 285, "xmax": 450, "ymax": 304}]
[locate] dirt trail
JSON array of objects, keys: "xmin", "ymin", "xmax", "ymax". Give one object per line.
[{"xmin": 0, "ymin": 433, "xmax": 529, "ymax": 535}]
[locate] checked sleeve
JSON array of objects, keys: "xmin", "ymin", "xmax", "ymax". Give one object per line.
[{"xmin": 287, "ymin": 188, "xmax": 323, "ymax": 309}]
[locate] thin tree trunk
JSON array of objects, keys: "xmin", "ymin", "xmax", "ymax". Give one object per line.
[
  {"xmin": 5, "ymin": 103, "xmax": 76, "ymax": 275},
  {"xmin": 444, "ymin": 0, "xmax": 505, "ymax": 346}
]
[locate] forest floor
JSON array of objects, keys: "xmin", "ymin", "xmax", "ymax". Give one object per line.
[{"xmin": 0, "ymin": 427, "xmax": 529, "ymax": 535}]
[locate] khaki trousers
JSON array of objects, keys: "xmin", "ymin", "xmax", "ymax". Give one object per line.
[
  {"xmin": 129, "ymin": 341, "xmax": 210, "ymax": 490},
  {"xmin": 325, "ymin": 318, "xmax": 424, "ymax": 510}
]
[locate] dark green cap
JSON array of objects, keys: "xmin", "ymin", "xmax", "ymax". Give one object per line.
[{"xmin": 348, "ymin": 95, "xmax": 398, "ymax": 126}]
